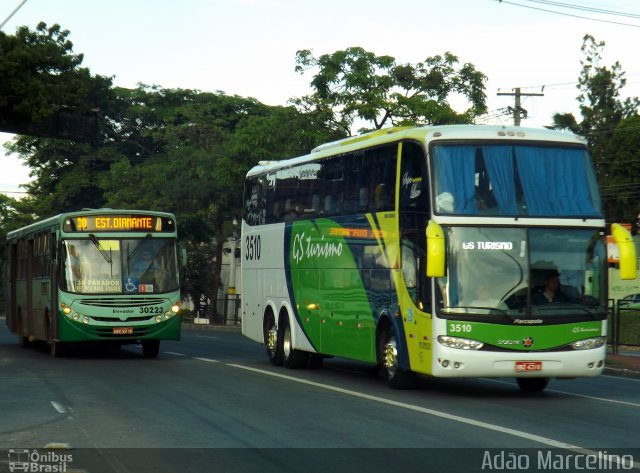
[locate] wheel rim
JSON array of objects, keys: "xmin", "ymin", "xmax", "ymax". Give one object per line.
[
  {"xmin": 264, "ymin": 317, "xmax": 278, "ymax": 359},
  {"xmin": 266, "ymin": 324, "xmax": 278, "ymax": 358},
  {"xmin": 383, "ymin": 335, "xmax": 398, "ymax": 378},
  {"xmin": 282, "ymin": 325, "xmax": 292, "ymax": 360}
]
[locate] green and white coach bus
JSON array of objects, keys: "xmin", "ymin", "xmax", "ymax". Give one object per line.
[
  {"xmin": 241, "ymin": 125, "xmax": 636, "ymax": 391},
  {"xmin": 5, "ymin": 209, "xmax": 185, "ymax": 358}
]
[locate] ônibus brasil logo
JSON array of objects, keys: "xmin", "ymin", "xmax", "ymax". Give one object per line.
[{"xmin": 8, "ymin": 449, "xmax": 73, "ymax": 472}]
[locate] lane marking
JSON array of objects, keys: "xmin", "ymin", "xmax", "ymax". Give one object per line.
[
  {"xmin": 195, "ymin": 336, "xmax": 219, "ymax": 340},
  {"xmin": 227, "ymin": 363, "xmax": 576, "ymax": 448},
  {"xmin": 50, "ymin": 401, "xmax": 72, "ymax": 414},
  {"xmin": 194, "ymin": 357, "xmax": 220, "ymax": 363},
  {"xmin": 486, "ymin": 379, "xmax": 640, "ymax": 408},
  {"xmin": 226, "ymin": 362, "xmax": 640, "ymax": 469},
  {"xmin": 537, "ymin": 389, "xmax": 640, "ymax": 408},
  {"xmin": 602, "ymin": 373, "xmax": 640, "ymax": 383},
  {"xmin": 163, "ymin": 351, "xmax": 186, "ymax": 356}
]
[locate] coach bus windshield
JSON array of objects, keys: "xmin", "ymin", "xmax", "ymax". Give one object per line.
[
  {"xmin": 437, "ymin": 227, "xmax": 607, "ymax": 320},
  {"xmin": 62, "ymin": 238, "xmax": 179, "ymax": 294},
  {"xmin": 431, "ymin": 143, "xmax": 602, "ymax": 217}
]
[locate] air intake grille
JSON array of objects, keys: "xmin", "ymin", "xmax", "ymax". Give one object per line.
[{"xmin": 79, "ymin": 298, "xmax": 165, "ymax": 308}]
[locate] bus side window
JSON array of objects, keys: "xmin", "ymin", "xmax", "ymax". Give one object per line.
[
  {"xmin": 399, "ymin": 141, "xmax": 429, "ymax": 212},
  {"xmin": 367, "ymin": 145, "xmax": 397, "ymax": 212}
]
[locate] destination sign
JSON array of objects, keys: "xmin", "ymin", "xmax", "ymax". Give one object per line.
[{"xmin": 63, "ymin": 215, "xmax": 175, "ymax": 233}]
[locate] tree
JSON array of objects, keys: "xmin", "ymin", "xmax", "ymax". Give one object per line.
[
  {"xmin": 5, "ymin": 136, "xmax": 115, "ymax": 216},
  {"xmin": 0, "ymin": 22, "xmax": 113, "ymax": 140},
  {"xmin": 293, "ymin": 47, "xmax": 487, "ymax": 134},
  {"xmin": 552, "ymin": 34, "xmax": 640, "ymax": 221},
  {"xmin": 600, "ymin": 115, "xmax": 640, "ymax": 221},
  {"xmin": 101, "ymin": 86, "xmax": 269, "ymax": 321}
]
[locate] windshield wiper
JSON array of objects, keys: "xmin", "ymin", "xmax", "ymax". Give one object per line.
[
  {"xmin": 88, "ymin": 234, "xmax": 114, "ymax": 277},
  {"xmin": 128, "ymin": 234, "xmax": 152, "ymax": 262},
  {"xmin": 88, "ymin": 234, "xmax": 113, "ymax": 265}
]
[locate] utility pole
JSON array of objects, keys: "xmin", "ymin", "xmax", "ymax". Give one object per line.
[{"xmin": 497, "ymin": 87, "xmax": 544, "ymax": 126}]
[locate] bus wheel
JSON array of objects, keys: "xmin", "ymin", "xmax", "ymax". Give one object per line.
[
  {"xmin": 281, "ymin": 320, "xmax": 308, "ymax": 369},
  {"xmin": 381, "ymin": 328, "xmax": 415, "ymax": 389},
  {"xmin": 142, "ymin": 340, "xmax": 160, "ymax": 359},
  {"xmin": 264, "ymin": 312, "xmax": 282, "ymax": 366},
  {"xmin": 516, "ymin": 378, "xmax": 549, "ymax": 392},
  {"xmin": 17, "ymin": 315, "xmax": 31, "ymax": 349},
  {"xmin": 50, "ymin": 340, "xmax": 65, "ymax": 358}
]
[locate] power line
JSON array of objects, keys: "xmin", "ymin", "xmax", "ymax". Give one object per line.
[
  {"xmin": 0, "ymin": 0, "xmax": 28, "ymax": 30},
  {"xmin": 496, "ymin": 0, "xmax": 640, "ymax": 28},
  {"xmin": 523, "ymin": 0, "xmax": 640, "ymax": 19}
]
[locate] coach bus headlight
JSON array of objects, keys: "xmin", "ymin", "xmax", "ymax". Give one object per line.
[
  {"xmin": 570, "ymin": 337, "xmax": 606, "ymax": 351},
  {"xmin": 171, "ymin": 303, "xmax": 180, "ymax": 314},
  {"xmin": 437, "ymin": 335, "xmax": 484, "ymax": 350}
]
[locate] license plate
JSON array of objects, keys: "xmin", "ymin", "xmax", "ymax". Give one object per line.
[
  {"xmin": 113, "ymin": 327, "xmax": 134, "ymax": 335},
  {"xmin": 515, "ymin": 361, "xmax": 542, "ymax": 372}
]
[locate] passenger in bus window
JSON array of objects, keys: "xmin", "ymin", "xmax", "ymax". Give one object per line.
[{"xmin": 532, "ymin": 269, "xmax": 568, "ymax": 304}]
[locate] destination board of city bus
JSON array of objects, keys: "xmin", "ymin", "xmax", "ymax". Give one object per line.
[{"xmin": 63, "ymin": 215, "xmax": 175, "ymax": 233}]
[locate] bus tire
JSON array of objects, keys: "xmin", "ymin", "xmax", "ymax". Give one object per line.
[
  {"xmin": 17, "ymin": 311, "xmax": 31, "ymax": 349},
  {"xmin": 380, "ymin": 326, "xmax": 416, "ymax": 389},
  {"xmin": 281, "ymin": 318, "xmax": 308, "ymax": 369},
  {"xmin": 263, "ymin": 310, "xmax": 282, "ymax": 366},
  {"xmin": 142, "ymin": 340, "xmax": 160, "ymax": 359},
  {"xmin": 516, "ymin": 377, "xmax": 549, "ymax": 392},
  {"xmin": 50, "ymin": 340, "xmax": 65, "ymax": 358}
]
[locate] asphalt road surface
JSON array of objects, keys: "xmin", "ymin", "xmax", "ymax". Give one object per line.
[{"xmin": 0, "ymin": 321, "xmax": 638, "ymax": 473}]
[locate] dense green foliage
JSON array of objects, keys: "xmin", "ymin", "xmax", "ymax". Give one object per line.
[
  {"xmin": 0, "ymin": 22, "xmax": 113, "ymax": 140},
  {"xmin": 552, "ymin": 35, "xmax": 640, "ymax": 222},
  {"xmin": 294, "ymin": 46, "xmax": 488, "ymax": 133}
]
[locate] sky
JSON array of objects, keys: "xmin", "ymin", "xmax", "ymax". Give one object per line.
[{"xmin": 2, "ymin": 0, "xmax": 640, "ymax": 196}]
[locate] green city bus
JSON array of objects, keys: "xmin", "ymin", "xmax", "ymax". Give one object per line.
[
  {"xmin": 4, "ymin": 209, "xmax": 185, "ymax": 357},
  {"xmin": 241, "ymin": 125, "xmax": 637, "ymax": 391}
]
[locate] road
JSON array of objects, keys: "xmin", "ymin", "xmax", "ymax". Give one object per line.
[{"xmin": 0, "ymin": 320, "xmax": 639, "ymax": 472}]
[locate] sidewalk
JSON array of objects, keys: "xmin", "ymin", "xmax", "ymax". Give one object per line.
[{"xmin": 605, "ymin": 350, "xmax": 640, "ymax": 379}]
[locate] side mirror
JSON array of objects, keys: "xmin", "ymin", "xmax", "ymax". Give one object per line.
[
  {"xmin": 426, "ymin": 220, "xmax": 445, "ymax": 277},
  {"xmin": 612, "ymin": 223, "xmax": 637, "ymax": 280},
  {"xmin": 179, "ymin": 245, "xmax": 188, "ymax": 268}
]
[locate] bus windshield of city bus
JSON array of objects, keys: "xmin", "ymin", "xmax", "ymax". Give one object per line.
[
  {"xmin": 62, "ymin": 238, "xmax": 180, "ymax": 294},
  {"xmin": 431, "ymin": 143, "xmax": 603, "ymax": 217},
  {"xmin": 438, "ymin": 227, "xmax": 607, "ymax": 320}
]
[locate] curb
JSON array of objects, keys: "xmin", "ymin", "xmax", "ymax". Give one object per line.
[{"xmin": 603, "ymin": 366, "xmax": 640, "ymax": 379}]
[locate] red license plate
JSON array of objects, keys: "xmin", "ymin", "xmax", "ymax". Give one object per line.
[
  {"xmin": 515, "ymin": 361, "xmax": 542, "ymax": 372},
  {"xmin": 113, "ymin": 327, "xmax": 134, "ymax": 335}
]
